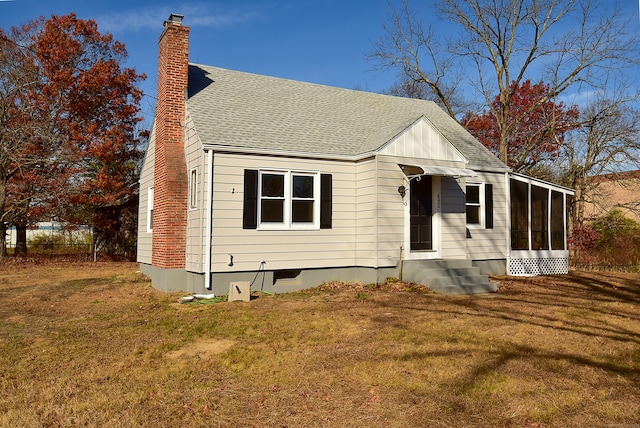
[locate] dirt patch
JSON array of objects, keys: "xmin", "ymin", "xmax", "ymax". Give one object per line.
[{"xmin": 167, "ymin": 338, "xmax": 235, "ymax": 359}]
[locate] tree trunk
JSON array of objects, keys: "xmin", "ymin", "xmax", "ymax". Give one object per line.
[
  {"xmin": 0, "ymin": 222, "xmax": 6, "ymax": 259},
  {"xmin": 0, "ymin": 168, "xmax": 6, "ymax": 259},
  {"xmin": 15, "ymin": 222, "xmax": 27, "ymax": 255}
]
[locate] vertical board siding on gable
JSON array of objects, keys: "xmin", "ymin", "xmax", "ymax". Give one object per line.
[
  {"xmin": 379, "ymin": 118, "xmax": 465, "ymax": 162},
  {"xmin": 209, "ymin": 153, "xmax": 358, "ymax": 272},
  {"xmin": 184, "ymin": 110, "xmax": 204, "ymax": 272},
  {"xmin": 466, "ymin": 171, "xmax": 508, "ymax": 260},
  {"xmin": 136, "ymin": 124, "xmax": 156, "ymax": 264}
]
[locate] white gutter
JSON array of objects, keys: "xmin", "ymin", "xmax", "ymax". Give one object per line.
[{"xmin": 204, "ymin": 149, "xmax": 213, "ymax": 290}]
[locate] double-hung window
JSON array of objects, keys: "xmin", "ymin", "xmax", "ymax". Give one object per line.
[
  {"xmin": 259, "ymin": 170, "xmax": 319, "ymax": 228},
  {"xmin": 243, "ymin": 169, "xmax": 332, "ymax": 230},
  {"xmin": 466, "ymin": 182, "xmax": 494, "ymax": 229},
  {"xmin": 466, "ymin": 183, "xmax": 483, "ymax": 226},
  {"xmin": 291, "ymin": 174, "xmax": 315, "ymax": 223},
  {"xmin": 260, "ymin": 172, "xmax": 286, "ymax": 222}
]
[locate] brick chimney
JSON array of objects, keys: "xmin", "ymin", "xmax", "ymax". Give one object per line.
[{"xmin": 152, "ymin": 14, "xmax": 189, "ymax": 269}]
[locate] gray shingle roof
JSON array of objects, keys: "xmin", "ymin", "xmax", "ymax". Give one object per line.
[{"xmin": 187, "ymin": 63, "xmax": 507, "ymax": 170}]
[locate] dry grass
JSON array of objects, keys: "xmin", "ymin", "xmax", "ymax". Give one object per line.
[{"xmin": 0, "ymin": 261, "xmax": 639, "ymax": 427}]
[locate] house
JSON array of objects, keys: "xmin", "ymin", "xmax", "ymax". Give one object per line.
[
  {"xmin": 582, "ymin": 170, "xmax": 640, "ymax": 223},
  {"xmin": 137, "ymin": 14, "xmax": 574, "ymax": 295}
]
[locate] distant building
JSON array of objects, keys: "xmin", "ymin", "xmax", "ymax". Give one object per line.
[
  {"xmin": 6, "ymin": 222, "xmax": 62, "ymax": 248},
  {"xmin": 5, "ymin": 222, "xmax": 89, "ymax": 249},
  {"xmin": 583, "ymin": 170, "xmax": 640, "ymax": 223}
]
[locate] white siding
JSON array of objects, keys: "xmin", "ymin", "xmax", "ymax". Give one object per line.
[
  {"xmin": 136, "ymin": 123, "xmax": 155, "ymax": 264},
  {"xmin": 184, "ymin": 110, "xmax": 205, "ymax": 273},
  {"xmin": 355, "ymin": 159, "xmax": 376, "ymax": 266},
  {"xmin": 440, "ymin": 176, "xmax": 467, "ymax": 259},
  {"xmin": 374, "ymin": 156, "xmax": 407, "ymax": 266},
  {"xmin": 465, "ymin": 171, "xmax": 509, "ymax": 261},
  {"xmin": 210, "ymin": 153, "xmax": 358, "ymax": 272}
]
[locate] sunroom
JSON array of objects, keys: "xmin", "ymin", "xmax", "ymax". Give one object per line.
[{"xmin": 508, "ymin": 173, "xmax": 574, "ymax": 276}]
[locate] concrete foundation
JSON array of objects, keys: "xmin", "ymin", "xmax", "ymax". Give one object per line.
[{"xmin": 140, "ymin": 263, "xmax": 400, "ymax": 296}]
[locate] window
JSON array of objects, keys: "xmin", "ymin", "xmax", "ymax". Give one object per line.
[
  {"xmin": 292, "ymin": 175, "xmax": 315, "ymax": 222},
  {"xmin": 259, "ymin": 170, "xmax": 319, "ymax": 228},
  {"xmin": 147, "ymin": 187, "xmax": 154, "ymax": 232},
  {"xmin": 466, "ymin": 183, "xmax": 482, "ymax": 225},
  {"xmin": 466, "ymin": 183, "xmax": 493, "ymax": 228},
  {"xmin": 260, "ymin": 173, "xmax": 286, "ymax": 222},
  {"xmin": 244, "ymin": 169, "xmax": 332, "ymax": 230},
  {"xmin": 189, "ymin": 168, "xmax": 198, "ymax": 209}
]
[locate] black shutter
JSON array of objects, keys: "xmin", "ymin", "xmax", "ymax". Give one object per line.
[
  {"xmin": 320, "ymin": 174, "xmax": 332, "ymax": 229},
  {"xmin": 243, "ymin": 169, "xmax": 258, "ymax": 229},
  {"xmin": 485, "ymin": 183, "xmax": 493, "ymax": 229}
]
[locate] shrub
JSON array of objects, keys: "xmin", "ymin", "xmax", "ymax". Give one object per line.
[{"xmin": 572, "ymin": 210, "xmax": 640, "ymax": 267}]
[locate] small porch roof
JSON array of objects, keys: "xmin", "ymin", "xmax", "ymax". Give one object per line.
[{"xmin": 399, "ymin": 164, "xmax": 478, "ymax": 179}]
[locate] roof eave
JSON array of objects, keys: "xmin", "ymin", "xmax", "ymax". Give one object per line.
[{"xmin": 201, "ymin": 143, "xmax": 377, "ymax": 162}]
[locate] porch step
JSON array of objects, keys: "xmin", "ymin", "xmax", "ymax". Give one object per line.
[{"xmin": 401, "ymin": 259, "xmax": 497, "ymax": 295}]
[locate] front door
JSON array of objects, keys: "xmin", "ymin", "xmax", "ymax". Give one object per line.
[{"xmin": 410, "ymin": 176, "xmax": 433, "ymax": 251}]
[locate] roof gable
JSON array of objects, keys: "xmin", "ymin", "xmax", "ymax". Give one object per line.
[
  {"xmin": 378, "ymin": 116, "xmax": 466, "ymax": 162},
  {"xmin": 186, "ymin": 64, "xmax": 508, "ymax": 170}
]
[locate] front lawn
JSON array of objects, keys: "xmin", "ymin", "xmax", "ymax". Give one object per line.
[{"xmin": 0, "ymin": 262, "xmax": 638, "ymax": 427}]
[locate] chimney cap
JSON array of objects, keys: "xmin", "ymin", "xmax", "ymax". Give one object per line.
[{"xmin": 164, "ymin": 13, "xmax": 184, "ymax": 27}]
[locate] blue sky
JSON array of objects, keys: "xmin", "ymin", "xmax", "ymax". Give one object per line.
[
  {"xmin": 1, "ymin": 0, "xmax": 399, "ymax": 123},
  {"xmin": 2, "ymin": 0, "xmax": 639, "ymax": 124}
]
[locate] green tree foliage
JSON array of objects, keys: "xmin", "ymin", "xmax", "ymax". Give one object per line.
[{"xmin": 591, "ymin": 210, "xmax": 640, "ymax": 249}]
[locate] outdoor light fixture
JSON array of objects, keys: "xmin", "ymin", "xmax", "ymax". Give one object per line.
[{"xmin": 398, "ymin": 185, "xmax": 406, "ymax": 198}]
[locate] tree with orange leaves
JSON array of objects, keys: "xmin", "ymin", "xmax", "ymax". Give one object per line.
[
  {"xmin": 0, "ymin": 14, "xmax": 145, "ymax": 257},
  {"xmin": 462, "ymin": 80, "xmax": 580, "ymax": 174}
]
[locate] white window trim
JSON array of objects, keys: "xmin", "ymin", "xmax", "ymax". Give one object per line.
[
  {"xmin": 147, "ymin": 186, "xmax": 154, "ymax": 233},
  {"xmin": 466, "ymin": 182, "xmax": 485, "ymax": 228},
  {"xmin": 258, "ymin": 169, "xmax": 320, "ymax": 230},
  {"xmin": 189, "ymin": 167, "xmax": 198, "ymax": 210}
]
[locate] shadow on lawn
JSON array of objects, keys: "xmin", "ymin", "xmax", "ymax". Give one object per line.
[{"xmin": 370, "ymin": 271, "xmax": 640, "ymax": 379}]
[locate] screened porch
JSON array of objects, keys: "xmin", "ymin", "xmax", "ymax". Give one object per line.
[{"xmin": 508, "ymin": 174, "xmax": 574, "ymax": 275}]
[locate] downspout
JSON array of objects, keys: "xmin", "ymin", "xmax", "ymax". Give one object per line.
[
  {"xmin": 204, "ymin": 149, "xmax": 213, "ymax": 290},
  {"xmin": 374, "ymin": 155, "xmax": 379, "ymax": 270},
  {"xmin": 505, "ymin": 171, "xmax": 511, "ymax": 274}
]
